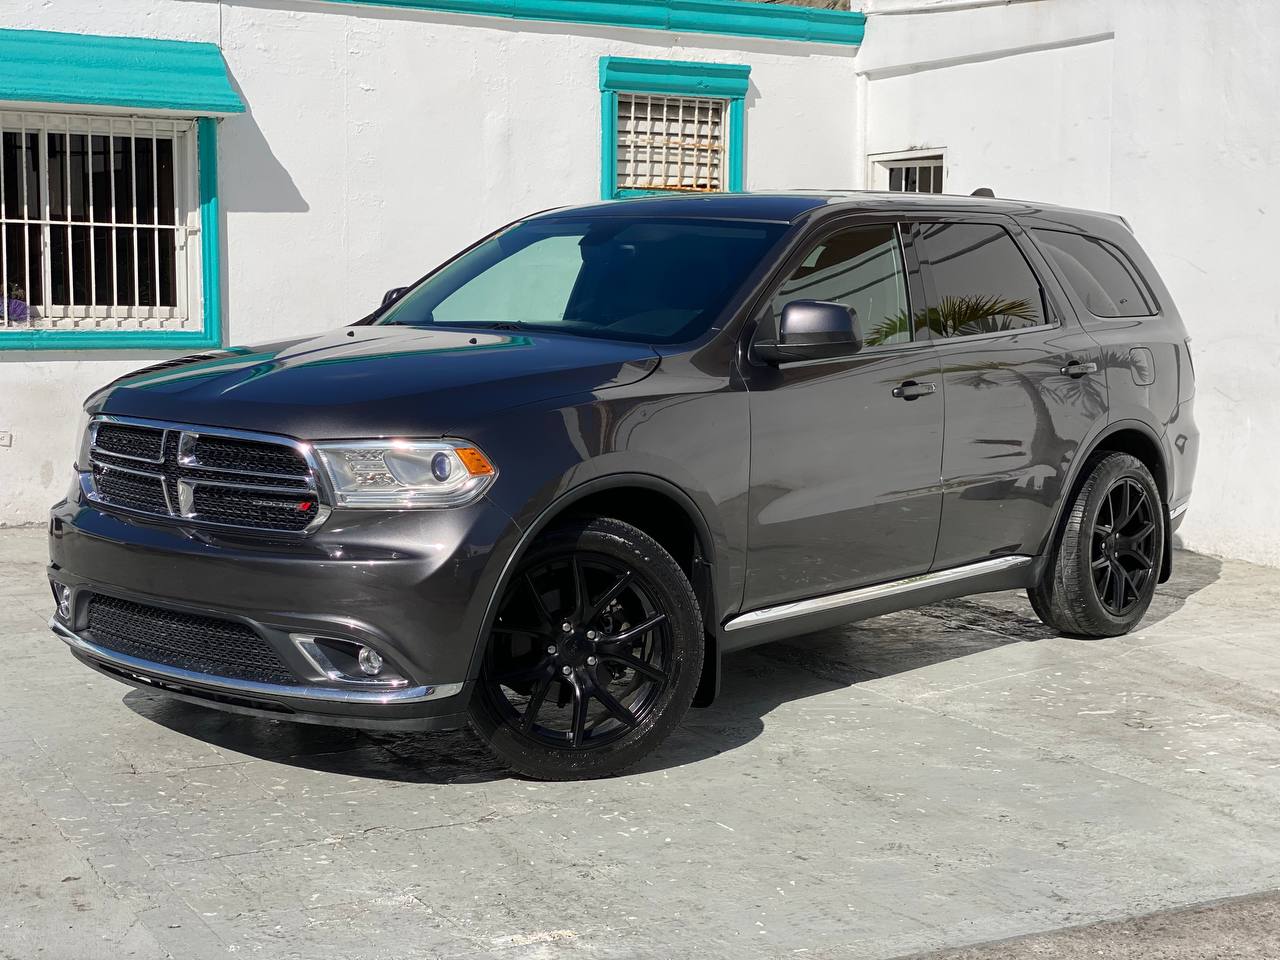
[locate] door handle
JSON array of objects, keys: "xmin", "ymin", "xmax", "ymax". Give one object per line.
[
  {"xmin": 892, "ymin": 380, "xmax": 937, "ymax": 401},
  {"xmin": 1060, "ymin": 360, "xmax": 1099, "ymax": 378}
]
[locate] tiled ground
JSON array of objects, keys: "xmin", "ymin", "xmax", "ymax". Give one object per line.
[{"xmin": 3, "ymin": 526, "xmax": 1278, "ymax": 959}]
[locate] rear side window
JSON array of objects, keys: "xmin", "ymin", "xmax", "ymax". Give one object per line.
[
  {"xmin": 1033, "ymin": 229, "xmax": 1155, "ymax": 318},
  {"xmin": 914, "ymin": 222, "xmax": 1047, "ymax": 338}
]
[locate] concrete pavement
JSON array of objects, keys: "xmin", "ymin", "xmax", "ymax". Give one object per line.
[{"xmin": 2, "ymin": 525, "xmax": 1278, "ymax": 959}]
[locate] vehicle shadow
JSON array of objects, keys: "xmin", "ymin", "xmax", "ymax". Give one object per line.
[{"xmin": 123, "ymin": 550, "xmax": 1222, "ymax": 784}]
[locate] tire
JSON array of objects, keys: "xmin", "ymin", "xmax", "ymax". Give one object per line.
[
  {"xmin": 470, "ymin": 517, "xmax": 703, "ymax": 780},
  {"xmin": 1029, "ymin": 452, "xmax": 1165, "ymax": 638}
]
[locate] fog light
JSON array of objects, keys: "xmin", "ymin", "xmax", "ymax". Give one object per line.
[
  {"xmin": 357, "ymin": 645, "xmax": 384, "ymax": 676},
  {"xmin": 56, "ymin": 585, "xmax": 72, "ymax": 621}
]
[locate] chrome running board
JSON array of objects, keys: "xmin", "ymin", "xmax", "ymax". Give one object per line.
[{"xmin": 724, "ymin": 555, "xmax": 1034, "ymax": 633}]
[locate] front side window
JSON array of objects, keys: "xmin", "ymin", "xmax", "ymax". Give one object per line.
[
  {"xmin": 1, "ymin": 111, "xmax": 197, "ymax": 332},
  {"xmin": 1034, "ymin": 229, "xmax": 1155, "ymax": 318},
  {"xmin": 914, "ymin": 222, "xmax": 1047, "ymax": 338},
  {"xmin": 769, "ymin": 224, "xmax": 911, "ymax": 347},
  {"xmin": 379, "ymin": 217, "xmax": 788, "ymax": 345}
]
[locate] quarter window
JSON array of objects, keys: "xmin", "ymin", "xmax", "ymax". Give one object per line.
[
  {"xmin": 769, "ymin": 225, "xmax": 911, "ymax": 347},
  {"xmin": 1033, "ymin": 229, "xmax": 1154, "ymax": 318},
  {"xmin": 915, "ymin": 222, "xmax": 1047, "ymax": 338},
  {"xmin": 1, "ymin": 111, "xmax": 198, "ymax": 332}
]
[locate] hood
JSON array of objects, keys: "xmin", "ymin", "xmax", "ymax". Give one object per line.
[{"xmin": 93, "ymin": 326, "xmax": 660, "ymax": 438}]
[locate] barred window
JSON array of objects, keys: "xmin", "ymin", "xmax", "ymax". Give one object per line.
[
  {"xmin": 1, "ymin": 111, "xmax": 199, "ymax": 332},
  {"xmin": 869, "ymin": 150, "xmax": 945, "ymax": 194},
  {"xmin": 616, "ymin": 94, "xmax": 726, "ymax": 193}
]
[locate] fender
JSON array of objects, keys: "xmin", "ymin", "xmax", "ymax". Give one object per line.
[
  {"xmin": 465, "ymin": 472, "xmax": 725, "ymax": 703},
  {"xmin": 1037, "ymin": 416, "xmax": 1173, "ymax": 580}
]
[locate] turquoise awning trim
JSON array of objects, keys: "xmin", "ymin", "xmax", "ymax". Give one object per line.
[
  {"xmin": 322, "ymin": 0, "xmax": 865, "ymax": 46},
  {"xmin": 0, "ymin": 28, "xmax": 244, "ymax": 116}
]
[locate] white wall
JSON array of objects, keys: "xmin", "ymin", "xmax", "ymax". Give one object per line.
[
  {"xmin": 858, "ymin": 0, "xmax": 1280, "ymax": 567},
  {"xmin": 0, "ymin": 0, "xmax": 858, "ymax": 524}
]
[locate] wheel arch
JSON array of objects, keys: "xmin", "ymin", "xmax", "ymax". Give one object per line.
[
  {"xmin": 1048, "ymin": 419, "xmax": 1174, "ymax": 583},
  {"xmin": 469, "ymin": 474, "xmax": 724, "ymax": 706}
]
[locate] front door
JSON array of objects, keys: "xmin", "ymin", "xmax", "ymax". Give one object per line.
[
  {"xmin": 742, "ymin": 222, "xmax": 945, "ymax": 611},
  {"xmin": 909, "ymin": 218, "xmax": 1107, "ymax": 569}
]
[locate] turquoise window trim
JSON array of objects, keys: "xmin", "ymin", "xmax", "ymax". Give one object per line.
[
  {"xmin": 599, "ymin": 57, "xmax": 748, "ymax": 200},
  {"xmin": 0, "ymin": 28, "xmax": 244, "ymax": 115},
  {"xmin": 0, "ymin": 117, "xmax": 224, "ymax": 352},
  {"xmin": 317, "ymin": 0, "xmax": 864, "ymax": 47}
]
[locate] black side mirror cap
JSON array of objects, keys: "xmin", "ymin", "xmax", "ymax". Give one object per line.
[
  {"xmin": 754, "ymin": 300, "xmax": 862, "ymax": 364},
  {"xmin": 381, "ymin": 286, "xmax": 409, "ymax": 308}
]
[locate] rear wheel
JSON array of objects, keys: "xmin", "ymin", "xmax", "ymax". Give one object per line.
[
  {"xmin": 470, "ymin": 518, "xmax": 703, "ymax": 780},
  {"xmin": 1029, "ymin": 452, "xmax": 1164, "ymax": 637}
]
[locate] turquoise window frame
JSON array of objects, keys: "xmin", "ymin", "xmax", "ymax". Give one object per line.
[
  {"xmin": 599, "ymin": 57, "xmax": 749, "ymax": 201},
  {"xmin": 0, "ymin": 28, "xmax": 241, "ymax": 351},
  {"xmin": 0, "ymin": 118, "xmax": 224, "ymax": 351}
]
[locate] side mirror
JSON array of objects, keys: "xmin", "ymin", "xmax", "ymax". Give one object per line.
[
  {"xmin": 754, "ymin": 300, "xmax": 862, "ymax": 364},
  {"xmin": 381, "ymin": 286, "xmax": 409, "ymax": 308}
]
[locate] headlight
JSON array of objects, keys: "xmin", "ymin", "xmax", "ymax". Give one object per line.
[{"xmin": 314, "ymin": 439, "xmax": 496, "ymax": 509}]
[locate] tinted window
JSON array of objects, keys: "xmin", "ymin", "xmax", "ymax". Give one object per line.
[
  {"xmin": 769, "ymin": 225, "xmax": 911, "ymax": 347},
  {"xmin": 916, "ymin": 222, "xmax": 1047, "ymax": 338},
  {"xmin": 1034, "ymin": 229, "xmax": 1154, "ymax": 318},
  {"xmin": 378, "ymin": 218, "xmax": 788, "ymax": 345}
]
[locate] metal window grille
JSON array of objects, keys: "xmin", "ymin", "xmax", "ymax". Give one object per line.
[
  {"xmin": 880, "ymin": 154, "xmax": 944, "ymax": 194},
  {"xmin": 616, "ymin": 93, "xmax": 726, "ymax": 193},
  {"xmin": 1, "ymin": 110, "xmax": 199, "ymax": 331}
]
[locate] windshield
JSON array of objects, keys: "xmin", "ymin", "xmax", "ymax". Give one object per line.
[{"xmin": 376, "ymin": 217, "xmax": 789, "ymax": 344}]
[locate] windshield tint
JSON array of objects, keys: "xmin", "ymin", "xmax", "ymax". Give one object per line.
[{"xmin": 377, "ymin": 217, "xmax": 789, "ymax": 344}]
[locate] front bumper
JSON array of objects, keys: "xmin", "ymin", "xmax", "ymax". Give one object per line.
[{"xmin": 47, "ymin": 490, "xmax": 522, "ymax": 730}]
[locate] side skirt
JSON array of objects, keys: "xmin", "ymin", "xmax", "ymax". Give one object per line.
[{"xmin": 721, "ymin": 555, "xmax": 1036, "ymax": 652}]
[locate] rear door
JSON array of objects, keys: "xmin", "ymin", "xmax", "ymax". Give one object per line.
[
  {"xmin": 909, "ymin": 217, "xmax": 1106, "ymax": 569},
  {"xmin": 741, "ymin": 220, "xmax": 945, "ymax": 610}
]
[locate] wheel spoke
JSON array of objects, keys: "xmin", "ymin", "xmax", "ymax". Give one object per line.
[
  {"xmin": 570, "ymin": 555, "xmax": 587, "ymax": 620},
  {"xmin": 520, "ymin": 675, "xmax": 553, "ymax": 732},
  {"xmin": 1096, "ymin": 562, "xmax": 1113, "ymax": 602},
  {"xmin": 603, "ymin": 613, "xmax": 667, "ymax": 648},
  {"xmin": 1118, "ymin": 482, "xmax": 1132, "ymax": 530},
  {"xmin": 1109, "ymin": 560, "xmax": 1127, "ymax": 609},
  {"xmin": 590, "ymin": 681, "xmax": 638, "ymax": 728},
  {"xmin": 1118, "ymin": 547, "xmax": 1152, "ymax": 568},
  {"xmin": 569, "ymin": 679, "xmax": 589, "ymax": 747},
  {"xmin": 600, "ymin": 652, "xmax": 667, "ymax": 683},
  {"xmin": 522, "ymin": 574, "xmax": 554, "ymax": 630},
  {"xmin": 1091, "ymin": 554, "xmax": 1110, "ymax": 570},
  {"xmin": 587, "ymin": 570, "xmax": 633, "ymax": 623},
  {"xmin": 492, "ymin": 659, "xmax": 551, "ymax": 688}
]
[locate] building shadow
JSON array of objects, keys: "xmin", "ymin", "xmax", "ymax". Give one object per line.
[{"xmin": 123, "ymin": 550, "xmax": 1223, "ymax": 784}]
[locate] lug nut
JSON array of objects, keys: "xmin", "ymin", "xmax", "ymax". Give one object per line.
[
  {"xmin": 546, "ymin": 645, "xmax": 557, "ymax": 654},
  {"xmin": 586, "ymin": 630, "xmax": 597, "ymax": 640},
  {"xmin": 561, "ymin": 665, "xmax": 572, "ymax": 675},
  {"xmin": 561, "ymin": 622, "xmax": 573, "ymax": 633},
  {"xmin": 587, "ymin": 656, "xmax": 598, "ymax": 666}
]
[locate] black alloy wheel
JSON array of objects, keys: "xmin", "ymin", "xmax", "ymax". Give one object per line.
[
  {"xmin": 1091, "ymin": 476, "xmax": 1159, "ymax": 616},
  {"xmin": 471, "ymin": 518, "xmax": 703, "ymax": 780},
  {"xmin": 1028, "ymin": 452, "xmax": 1165, "ymax": 638}
]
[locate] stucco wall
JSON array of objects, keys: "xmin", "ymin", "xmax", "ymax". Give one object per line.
[
  {"xmin": 858, "ymin": 0, "xmax": 1280, "ymax": 567},
  {"xmin": 0, "ymin": 0, "xmax": 858, "ymax": 524}
]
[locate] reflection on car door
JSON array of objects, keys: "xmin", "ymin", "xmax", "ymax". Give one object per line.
[
  {"xmin": 741, "ymin": 222, "xmax": 945, "ymax": 611},
  {"xmin": 909, "ymin": 218, "xmax": 1107, "ymax": 569}
]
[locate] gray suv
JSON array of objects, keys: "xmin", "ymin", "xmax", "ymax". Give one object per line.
[{"xmin": 48, "ymin": 192, "xmax": 1197, "ymax": 780}]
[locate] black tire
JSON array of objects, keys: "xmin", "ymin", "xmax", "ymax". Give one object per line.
[
  {"xmin": 1029, "ymin": 452, "xmax": 1165, "ymax": 638},
  {"xmin": 470, "ymin": 518, "xmax": 703, "ymax": 781}
]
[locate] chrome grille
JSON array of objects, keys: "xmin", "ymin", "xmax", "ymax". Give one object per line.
[{"xmin": 86, "ymin": 418, "xmax": 329, "ymax": 535}]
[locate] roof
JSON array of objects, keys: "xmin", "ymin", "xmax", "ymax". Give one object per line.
[
  {"xmin": 536, "ymin": 190, "xmax": 1126, "ymax": 231},
  {"xmin": 0, "ymin": 28, "xmax": 244, "ymax": 116}
]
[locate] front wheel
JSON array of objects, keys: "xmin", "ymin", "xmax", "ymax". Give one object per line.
[
  {"xmin": 1029, "ymin": 452, "xmax": 1165, "ymax": 637},
  {"xmin": 470, "ymin": 518, "xmax": 703, "ymax": 780}
]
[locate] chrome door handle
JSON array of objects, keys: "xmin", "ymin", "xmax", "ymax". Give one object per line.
[
  {"xmin": 892, "ymin": 380, "xmax": 937, "ymax": 400},
  {"xmin": 1060, "ymin": 361, "xmax": 1099, "ymax": 378}
]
